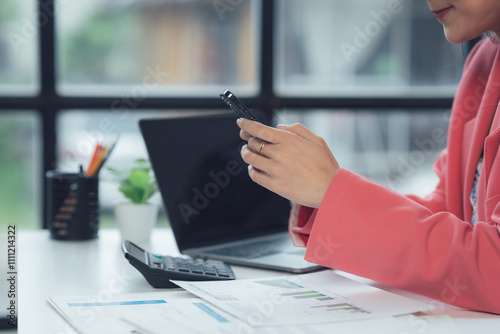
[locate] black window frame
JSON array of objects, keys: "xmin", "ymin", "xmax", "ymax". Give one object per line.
[{"xmin": 0, "ymin": 0, "xmax": 480, "ymax": 228}]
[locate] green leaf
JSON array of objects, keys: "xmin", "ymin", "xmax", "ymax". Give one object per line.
[
  {"xmin": 129, "ymin": 169, "xmax": 150, "ymax": 189},
  {"xmin": 141, "ymin": 182, "xmax": 158, "ymax": 203},
  {"xmin": 119, "ymin": 184, "xmax": 142, "ymax": 204},
  {"xmin": 111, "ymin": 158, "xmax": 157, "ymax": 204}
]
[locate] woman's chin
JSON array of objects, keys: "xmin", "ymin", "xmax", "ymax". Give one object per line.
[{"xmin": 443, "ymin": 28, "xmax": 485, "ymax": 44}]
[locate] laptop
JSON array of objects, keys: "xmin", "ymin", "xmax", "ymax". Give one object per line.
[{"xmin": 139, "ymin": 112, "xmax": 323, "ymax": 273}]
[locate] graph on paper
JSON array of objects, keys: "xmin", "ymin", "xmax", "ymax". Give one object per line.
[
  {"xmin": 172, "ymin": 271, "xmax": 429, "ymax": 327},
  {"xmin": 48, "ymin": 291, "xmax": 449, "ymax": 334},
  {"xmin": 279, "ymin": 290, "xmax": 370, "ymax": 314},
  {"xmin": 49, "ymin": 293, "xmax": 246, "ymax": 334},
  {"xmin": 254, "ymin": 279, "xmax": 371, "ymax": 315}
]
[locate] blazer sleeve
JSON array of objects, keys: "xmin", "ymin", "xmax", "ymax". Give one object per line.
[
  {"xmin": 290, "ymin": 148, "xmax": 450, "ymax": 244},
  {"xmin": 404, "ymin": 149, "xmax": 449, "ymax": 213},
  {"xmin": 290, "ymin": 167, "xmax": 500, "ymax": 314}
]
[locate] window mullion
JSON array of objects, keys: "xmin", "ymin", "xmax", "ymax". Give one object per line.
[{"xmin": 39, "ymin": 0, "xmax": 57, "ymax": 228}]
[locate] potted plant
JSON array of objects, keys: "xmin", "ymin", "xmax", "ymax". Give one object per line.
[{"xmin": 108, "ymin": 158, "xmax": 159, "ymax": 245}]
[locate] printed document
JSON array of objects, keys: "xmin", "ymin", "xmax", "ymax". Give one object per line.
[{"xmin": 172, "ymin": 270, "xmax": 431, "ymax": 327}]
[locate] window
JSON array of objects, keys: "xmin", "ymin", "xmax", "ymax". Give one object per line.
[
  {"xmin": 0, "ymin": 0, "xmax": 474, "ymax": 229},
  {"xmin": 0, "ymin": 0, "xmax": 38, "ymax": 94},
  {"xmin": 56, "ymin": 0, "xmax": 259, "ymax": 96},
  {"xmin": 276, "ymin": 0, "xmax": 463, "ymax": 96},
  {"xmin": 0, "ymin": 112, "xmax": 41, "ymax": 230}
]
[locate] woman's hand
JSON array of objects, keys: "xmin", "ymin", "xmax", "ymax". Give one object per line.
[{"xmin": 237, "ymin": 118, "xmax": 340, "ymax": 208}]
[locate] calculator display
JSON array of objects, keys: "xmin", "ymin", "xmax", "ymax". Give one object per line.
[{"xmin": 127, "ymin": 242, "xmax": 148, "ymax": 264}]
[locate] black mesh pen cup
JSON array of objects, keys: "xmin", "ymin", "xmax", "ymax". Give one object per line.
[{"xmin": 46, "ymin": 171, "xmax": 99, "ymax": 240}]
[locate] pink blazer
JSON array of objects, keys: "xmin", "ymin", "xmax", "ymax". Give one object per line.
[{"xmin": 290, "ymin": 38, "xmax": 500, "ymax": 314}]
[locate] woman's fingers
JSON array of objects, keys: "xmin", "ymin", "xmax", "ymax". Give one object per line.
[
  {"xmin": 240, "ymin": 129, "xmax": 252, "ymax": 141},
  {"xmin": 247, "ymin": 165, "xmax": 271, "ymax": 184},
  {"xmin": 247, "ymin": 137, "xmax": 273, "ymax": 159},
  {"xmin": 241, "ymin": 120, "xmax": 340, "ymax": 208},
  {"xmin": 240, "ymin": 144, "xmax": 274, "ymax": 175},
  {"xmin": 278, "ymin": 123, "xmax": 319, "ymax": 142},
  {"xmin": 237, "ymin": 118, "xmax": 340, "ymax": 208},
  {"xmin": 236, "ymin": 118, "xmax": 279, "ymax": 144}
]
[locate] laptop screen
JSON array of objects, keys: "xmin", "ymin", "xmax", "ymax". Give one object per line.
[{"xmin": 139, "ymin": 113, "xmax": 291, "ymax": 251}]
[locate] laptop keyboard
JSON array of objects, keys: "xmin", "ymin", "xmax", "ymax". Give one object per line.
[{"xmin": 205, "ymin": 237, "xmax": 291, "ymax": 259}]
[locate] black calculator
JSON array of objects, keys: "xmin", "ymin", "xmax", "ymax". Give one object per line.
[{"xmin": 122, "ymin": 240, "xmax": 236, "ymax": 288}]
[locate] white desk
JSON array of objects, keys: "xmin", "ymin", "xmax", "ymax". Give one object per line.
[{"xmin": 17, "ymin": 228, "xmax": 500, "ymax": 333}]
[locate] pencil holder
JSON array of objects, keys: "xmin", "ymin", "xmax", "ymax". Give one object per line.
[{"xmin": 46, "ymin": 171, "xmax": 99, "ymax": 240}]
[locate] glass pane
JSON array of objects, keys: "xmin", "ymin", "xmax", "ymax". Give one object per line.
[
  {"xmin": 274, "ymin": 109, "xmax": 450, "ymax": 197},
  {"xmin": 0, "ymin": 111, "xmax": 41, "ymax": 229},
  {"xmin": 0, "ymin": 0, "xmax": 38, "ymax": 95},
  {"xmin": 57, "ymin": 0, "xmax": 259, "ymax": 96},
  {"xmin": 57, "ymin": 110, "xmax": 231, "ymax": 228},
  {"xmin": 276, "ymin": 0, "xmax": 463, "ymax": 97}
]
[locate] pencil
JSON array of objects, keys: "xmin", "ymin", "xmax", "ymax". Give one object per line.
[
  {"xmin": 93, "ymin": 139, "xmax": 118, "ymax": 176},
  {"xmin": 86, "ymin": 143, "xmax": 102, "ymax": 177},
  {"xmin": 87, "ymin": 146, "xmax": 108, "ymax": 177}
]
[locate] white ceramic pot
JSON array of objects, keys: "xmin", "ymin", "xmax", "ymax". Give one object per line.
[{"xmin": 114, "ymin": 202, "xmax": 159, "ymax": 246}]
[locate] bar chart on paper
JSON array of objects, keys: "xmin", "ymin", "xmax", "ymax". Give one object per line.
[
  {"xmin": 257, "ymin": 279, "xmax": 372, "ymax": 320},
  {"xmin": 172, "ymin": 271, "xmax": 429, "ymax": 327},
  {"xmin": 279, "ymin": 290, "xmax": 370, "ymax": 314},
  {"xmin": 255, "ymin": 279, "xmax": 371, "ymax": 315}
]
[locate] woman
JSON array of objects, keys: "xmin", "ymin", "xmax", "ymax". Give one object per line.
[{"xmin": 237, "ymin": 1, "xmax": 500, "ymax": 314}]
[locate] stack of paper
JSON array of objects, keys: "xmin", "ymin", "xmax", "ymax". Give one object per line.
[{"xmin": 48, "ymin": 270, "xmax": 463, "ymax": 334}]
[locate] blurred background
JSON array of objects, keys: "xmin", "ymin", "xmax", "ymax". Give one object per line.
[{"xmin": 0, "ymin": 0, "xmax": 468, "ymax": 230}]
